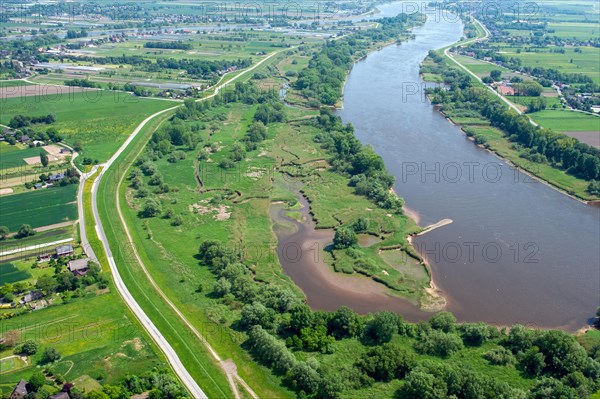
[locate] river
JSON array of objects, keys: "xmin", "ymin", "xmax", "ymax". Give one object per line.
[{"xmin": 335, "ymin": 4, "xmax": 600, "ymax": 330}]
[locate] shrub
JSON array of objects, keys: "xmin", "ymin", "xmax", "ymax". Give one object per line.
[{"xmin": 414, "ymin": 330, "xmax": 464, "ymax": 357}]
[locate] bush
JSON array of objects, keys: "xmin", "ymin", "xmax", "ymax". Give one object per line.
[
  {"xmin": 333, "ymin": 226, "xmax": 357, "ymax": 249},
  {"xmin": 483, "ymin": 347, "xmax": 516, "ymax": 365},
  {"xmin": 21, "ymin": 340, "xmax": 39, "ymax": 355},
  {"xmin": 429, "ymin": 311, "xmax": 456, "ymax": 333},
  {"xmin": 414, "ymin": 330, "xmax": 464, "ymax": 357},
  {"xmin": 363, "ymin": 311, "xmax": 399, "ymax": 344},
  {"xmin": 40, "ymin": 347, "xmax": 61, "ymax": 364},
  {"xmin": 356, "ymin": 343, "xmax": 416, "ymax": 382}
]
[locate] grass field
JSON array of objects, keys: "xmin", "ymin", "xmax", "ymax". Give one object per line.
[
  {"xmin": 0, "ymin": 145, "xmax": 49, "ymax": 169},
  {"xmin": 0, "ymin": 89, "xmax": 174, "ymax": 165},
  {"xmin": 0, "ymin": 292, "xmax": 165, "ymax": 388},
  {"xmin": 0, "ymin": 184, "xmax": 78, "ymax": 230},
  {"xmin": 96, "ymin": 110, "xmax": 240, "ymax": 399},
  {"xmin": 500, "ymin": 46, "xmax": 600, "ymax": 83},
  {"xmin": 547, "ymin": 22, "xmax": 600, "ymax": 39},
  {"xmin": 0, "ymin": 262, "xmax": 31, "ymax": 285},
  {"xmin": 0, "ymin": 80, "xmax": 34, "ymax": 88}
]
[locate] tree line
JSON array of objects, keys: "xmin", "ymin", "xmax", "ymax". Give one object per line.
[
  {"xmin": 294, "ymin": 13, "xmax": 423, "ymax": 106},
  {"xmin": 426, "ymin": 57, "xmax": 600, "ymax": 189},
  {"xmin": 144, "ymin": 41, "xmax": 192, "ymax": 50},
  {"xmin": 198, "ymin": 239, "xmax": 600, "ymax": 398},
  {"xmin": 8, "ymin": 114, "xmax": 56, "ymax": 129}
]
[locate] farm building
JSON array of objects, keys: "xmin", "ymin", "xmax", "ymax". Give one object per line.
[
  {"xmin": 67, "ymin": 258, "xmax": 90, "ymax": 276},
  {"xmin": 48, "ymin": 173, "xmax": 65, "ymax": 182},
  {"xmin": 497, "ymin": 85, "xmax": 515, "ymax": 96},
  {"xmin": 37, "ymin": 252, "xmax": 51, "ymax": 262},
  {"xmin": 9, "ymin": 380, "xmax": 28, "ymax": 399},
  {"xmin": 49, "ymin": 393, "xmax": 70, "ymax": 399},
  {"xmin": 19, "ymin": 291, "xmax": 42, "ymax": 305},
  {"xmin": 56, "ymin": 244, "xmax": 74, "ymax": 256}
]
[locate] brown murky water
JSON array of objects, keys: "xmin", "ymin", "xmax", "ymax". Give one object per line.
[
  {"xmin": 273, "ymin": 4, "xmax": 600, "ymax": 330},
  {"xmin": 270, "ymin": 194, "xmax": 434, "ymax": 321},
  {"xmin": 336, "ymin": 7, "xmax": 600, "ymax": 330}
]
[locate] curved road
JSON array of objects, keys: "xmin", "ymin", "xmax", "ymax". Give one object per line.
[
  {"xmin": 85, "ymin": 49, "xmax": 288, "ymax": 398},
  {"xmin": 444, "ymin": 18, "xmax": 538, "ymax": 125}
]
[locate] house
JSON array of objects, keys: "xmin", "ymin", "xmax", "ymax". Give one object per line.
[
  {"xmin": 19, "ymin": 135, "xmax": 30, "ymax": 143},
  {"xmin": 60, "ymin": 148, "xmax": 71, "ymax": 154},
  {"xmin": 19, "ymin": 291, "xmax": 42, "ymax": 305},
  {"xmin": 67, "ymin": 258, "xmax": 90, "ymax": 276},
  {"xmin": 34, "ymin": 183, "xmax": 43, "ymax": 189},
  {"xmin": 49, "ymin": 392, "xmax": 70, "ymax": 399},
  {"xmin": 9, "ymin": 380, "xmax": 28, "ymax": 399},
  {"xmin": 37, "ymin": 253, "xmax": 51, "ymax": 262},
  {"xmin": 56, "ymin": 244, "xmax": 74, "ymax": 257},
  {"xmin": 48, "ymin": 173, "xmax": 65, "ymax": 182},
  {"xmin": 497, "ymin": 85, "xmax": 515, "ymax": 96}
]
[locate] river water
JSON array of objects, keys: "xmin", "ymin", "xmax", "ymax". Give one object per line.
[{"xmin": 336, "ymin": 4, "xmax": 600, "ymax": 330}]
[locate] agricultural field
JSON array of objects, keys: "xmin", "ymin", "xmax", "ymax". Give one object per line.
[
  {"xmin": 0, "ymin": 80, "xmax": 34, "ymax": 88},
  {"xmin": 0, "ymin": 184, "xmax": 78, "ymax": 231},
  {"xmin": 529, "ymin": 109, "xmax": 600, "ymax": 131},
  {"xmin": 500, "ymin": 47, "xmax": 600, "ymax": 83},
  {"xmin": 0, "ymin": 88, "xmax": 174, "ymax": 165}
]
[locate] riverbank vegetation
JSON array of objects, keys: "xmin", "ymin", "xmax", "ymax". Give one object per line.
[
  {"xmin": 421, "ymin": 51, "xmax": 600, "ymax": 200},
  {"xmin": 114, "ymin": 69, "xmax": 600, "ymax": 399}
]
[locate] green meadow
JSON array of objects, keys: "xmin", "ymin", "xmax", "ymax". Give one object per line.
[
  {"xmin": 0, "ymin": 89, "xmax": 174, "ymax": 165},
  {"xmin": 529, "ymin": 110, "xmax": 600, "ymax": 132},
  {"xmin": 0, "ymin": 292, "xmax": 165, "ymax": 389}
]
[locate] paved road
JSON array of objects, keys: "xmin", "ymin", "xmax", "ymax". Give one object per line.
[{"xmin": 86, "ymin": 49, "xmax": 286, "ymax": 398}]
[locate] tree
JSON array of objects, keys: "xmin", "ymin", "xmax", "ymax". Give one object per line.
[
  {"xmin": 396, "ymin": 370, "xmax": 446, "ymax": 399},
  {"xmin": 40, "ymin": 150, "xmax": 48, "ymax": 167},
  {"xmin": 519, "ymin": 346, "xmax": 545, "ymax": 376},
  {"xmin": 528, "ymin": 378, "xmax": 579, "ymax": 399},
  {"xmin": 429, "ymin": 311, "xmax": 456, "ymax": 333},
  {"xmin": 289, "ymin": 304, "xmax": 315, "ymax": 333},
  {"xmin": 414, "ymin": 330, "xmax": 464, "ymax": 357},
  {"xmin": 0, "ymin": 226, "xmax": 9, "ymax": 239},
  {"xmin": 16, "ymin": 224, "xmax": 35, "ymax": 238},
  {"xmin": 356, "ymin": 343, "xmax": 416, "ymax": 381},
  {"xmin": 461, "ymin": 322, "xmax": 489, "ymax": 346},
  {"xmin": 40, "ymin": 347, "xmax": 61, "ymax": 364},
  {"xmin": 333, "ymin": 226, "xmax": 357, "ymax": 249},
  {"xmin": 328, "ymin": 306, "xmax": 360, "ymax": 338},
  {"xmin": 21, "ymin": 340, "xmax": 39, "ymax": 355},
  {"xmin": 289, "ymin": 361, "xmax": 320, "ymax": 394},
  {"xmin": 27, "ymin": 371, "xmax": 47, "ymax": 392},
  {"xmin": 86, "ymin": 391, "xmax": 110, "ymax": 399},
  {"xmin": 352, "ymin": 217, "xmax": 369, "ymax": 233},
  {"xmin": 240, "ymin": 302, "xmax": 278, "ymax": 331},
  {"xmin": 490, "ymin": 69, "xmax": 502, "ymax": 81},
  {"xmin": 36, "ymin": 275, "xmax": 58, "ymax": 295},
  {"xmin": 364, "ymin": 311, "xmax": 399, "ymax": 344},
  {"xmin": 141, "ymin": 199, "xmax": 161, "ymax": 217}
]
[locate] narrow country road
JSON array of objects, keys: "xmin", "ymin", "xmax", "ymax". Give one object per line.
[
  {"xmin": 443, "ymin": 18, "xmax": 539, "ymax": 126},
  {"xmin": 86, "ymin": 49, "xmax": 287, "ymax": 398}
]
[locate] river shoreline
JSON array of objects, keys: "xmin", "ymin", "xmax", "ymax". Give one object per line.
[{"xmin": 430, "ymin": 98, "xmax": 600, "ymax": 206}]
